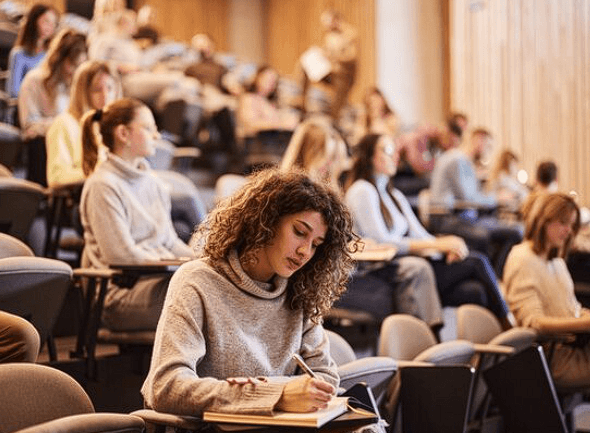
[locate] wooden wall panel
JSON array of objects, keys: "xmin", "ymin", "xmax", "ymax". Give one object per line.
[
  {"xmin": 133, "ymin": 0, "xmax": 229, "ymax": 50},
  {"xmin": 265, "ymin": 0, "xmax": 375, "ymax": 104},
  {"xmin": 450, "ymin": 0, "xmax": 590, "ymax": 205}
]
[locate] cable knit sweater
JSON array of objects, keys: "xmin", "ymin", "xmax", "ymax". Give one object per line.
[
  {"xmin": 141, "ymin": 250, "xmax": 338, "ymax": 416},
  {"xmin": 80, "ymin": 153, "xmax": 193, "ymax": 269}
]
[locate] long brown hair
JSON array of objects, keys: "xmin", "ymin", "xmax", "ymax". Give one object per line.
[
  {"xmin": 42, "ymin": 28, "xmax": 86, "ymax": 98},
  {"xmin": 194, "ymin": 168, "xmax": 359, "ymax": 323},
  {"xmin": 81, "ymin": 97, "xmax": 145, "ymax": 176},
  {"xmin": 523, "ymin": 192, "xmax": 581, "ymax": 259},
  {"xmin": 15, "ymin": 4, "xmax": 58, "ymax": 54},
  {"xmin": 345, "ymin": 133, "xmax": 396, "ymax": 229}
]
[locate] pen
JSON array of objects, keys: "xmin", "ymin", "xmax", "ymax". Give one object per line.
[{"xmin": 292, "ymin": 353, "xmax": 318, "ymax": 379}]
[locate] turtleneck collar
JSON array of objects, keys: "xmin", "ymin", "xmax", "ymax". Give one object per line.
[
  {"xmin": 106, "ymin": 153, "xmax": 151, "ymax": 180},
  {"xmin": 373, "ymin": 173, "xmax": 390, "ymax": 193},
  {"xmin": 212, "ymin": 250, "xmax": 288, "ymax": 300}
]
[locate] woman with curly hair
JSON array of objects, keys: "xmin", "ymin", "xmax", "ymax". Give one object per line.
[{"xmin": 142, "ymin": 168, "xmax": 357, "ymax": 416}]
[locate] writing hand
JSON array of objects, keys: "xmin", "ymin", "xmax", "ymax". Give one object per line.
[{"xmin": 275, "ymin": 375, "xmax": 335, "ymax": 413}]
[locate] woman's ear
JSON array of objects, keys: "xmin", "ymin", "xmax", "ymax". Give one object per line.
[{"xmin": 113, "ymin": 123, "xmax": 129, "ymax": 146}]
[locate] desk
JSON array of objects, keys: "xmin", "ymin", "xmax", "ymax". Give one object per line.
[{"xmin": 133, "ymin": 408, "xmax": 379, "ymax": 433}]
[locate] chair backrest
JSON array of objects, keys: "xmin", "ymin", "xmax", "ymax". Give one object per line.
[
  {"xmin": 215, "ymin": 173, "xmax": 247, "ymax": 201},
  {"xmin": 0, "ymin": 177, "xmax": 45, "ymax": 241},
  {"xmin": 0, "ymin": 232, "xmax": 34, "ymax": 258},
  {"xmin": 0, "ymin": 363, "xmax": 94, "ymax": 433},
  {"xmin": 0, "ymin": 257, "xmax": 72, "ymax": 343},
  {"xmin": 456, "ymin": 304, "xmax": 503, "ymax": 344},
  {"xmin": 326, "ymin": 329, "xmax": 356, "ymax": 365},
  {"xmin": 378, "ymin": 314, "xmax": 438, "ymax": 360}
]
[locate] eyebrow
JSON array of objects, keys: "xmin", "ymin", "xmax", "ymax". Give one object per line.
[{"xmin": 296, "ymin": 219, "xmax": 325, "ymax": 242}]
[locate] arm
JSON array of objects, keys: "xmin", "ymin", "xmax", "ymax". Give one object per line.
[
  {"xmin": 7, "ymin": 49, "xmax": 26, "ymax": 98},
  {"xmin": 46, "ymin": 115, "xmax": 85, "ymax": 187}
]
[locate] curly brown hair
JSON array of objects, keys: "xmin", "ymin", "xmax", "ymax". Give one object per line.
[{"xmin": 195, "ymin": 168, "xmax": 359, "ymax": 323}]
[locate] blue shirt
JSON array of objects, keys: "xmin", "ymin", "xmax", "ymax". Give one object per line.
[{"xmin": 6, "ymin": 47, "xmax": 45, "ymax": 98}]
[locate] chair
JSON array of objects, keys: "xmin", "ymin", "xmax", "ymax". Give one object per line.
[
  {"xmin": 0, "ymin": 363, "xmax": 144, "ymax": 433},
  {"xmin": 0, "ymin": 177, "xmax": 46, "ymax": 242},
  {"xmin": 0, "ymin": 232, "xmax": 34, "ymax": 258},
  {"xmin": 0, "ymin": 256, "xmax": 72, "ymax": 361},
  {"xmin": 456, "ymin": 304, "xmax": 537, "ymax": 431},
  {"xmin": 0, "ymin": 123, "xmax": 21, "ymax": 168},
  {"xmin": 378, "ymin": 314, "xmax": 477, "ymax": 365},
  {"xmin": 71, "ymin": 268, "xmax": 157, "ymax": 379},
  {"xmin": 326, "ymin": 329, "xmax": 397, "ymax": 407},
  {"xmin": 377, "ymin": 314, "xmax": 478, "ymax": 431}
]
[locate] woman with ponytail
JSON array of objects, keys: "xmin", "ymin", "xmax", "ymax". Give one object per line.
[
  {"xmin": 79, "ymin": 97, "xmax": 194, "ymax": 331},
  {"xmin": 344, "ymin": 133, "xmax": 515, "ymax": 328}
]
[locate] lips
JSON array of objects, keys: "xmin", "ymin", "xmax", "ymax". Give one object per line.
[{"xmin": 287, "ymin": 257, "xmax": 302, "ymax": 270}]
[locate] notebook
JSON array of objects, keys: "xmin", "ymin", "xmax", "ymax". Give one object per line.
[{"xmin": 203, "ymin": 396, "xmax": 349, "ymax": 428}]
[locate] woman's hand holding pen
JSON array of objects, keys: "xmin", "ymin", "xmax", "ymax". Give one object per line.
[{"xmin": 275, "ymin": 375, "xmax": 335, "ymax": 413}]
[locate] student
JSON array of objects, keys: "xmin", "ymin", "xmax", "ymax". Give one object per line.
[
  {"xmin": 238, "ymin": 65, "xmax": 299, "ymax": 138},
  {"xmin": 18, "ymin": 28, "xmax": 87, "ymax": 185},
  {"xmin": 281, "ymin": 118, "xmax": 443, "ymax": 329},
  {"xmin": 6, "ymin": 3, "xmax": 59, "ymax": 98},
  {"xmin": 487, "ymin": 148, "xmax": 529, "ymax": 206},
  {"xmin": 502, "ymin": 193, "xmax": 590, "ymax": 389},
  {"xmin": 0, "ymin": 311, "xmax": 40, "ymax": 363},
  {"xmin": 142, "ymin": 169, "xmax": 355, "ymax": 415},
  {"xmin": 46, "ymin": 60, "xmax": 207, "ymax": 238},
  {"xmin": 79, "ymin": 97, "xmax": 194, "ymax": 331},
  {"xmin": 46, "ymin": 60, "xmax": 119, "ymax": 187},
  {"xmin": 429, "ymin": 127, "xmax": 523, "ymax": 276},
  {"xmin": 344, "ymin": 133, "xmax": 515, "ymax": 327},
  {"xmin": 362, "ymin": 87, "xmax": 398, "ymax": 138}
]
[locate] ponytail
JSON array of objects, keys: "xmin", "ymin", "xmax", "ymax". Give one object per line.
[
  {"xmin": 81, "ymin": 97, "xmax": 146, "ymax": 176},
  {"xmin": 81, "ymin": 109, "xmax": 101, "ymax": 176}
]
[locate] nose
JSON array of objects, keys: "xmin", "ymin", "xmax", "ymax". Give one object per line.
[{"xmin": 296, "ymin": 242, "xmax": 313, "ymax": 260}]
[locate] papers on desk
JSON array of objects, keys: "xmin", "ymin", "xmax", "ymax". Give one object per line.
[
  {"xmin": 351, "ymin": 244, "xmax": 397, "ymax": 262},
  {"xmin": 203, "ymin": 396, "xmax": 349, "ymax": 428},
  {"xmin": 300, "ymin": 46, "xmax": 332, "ymax": 82}
]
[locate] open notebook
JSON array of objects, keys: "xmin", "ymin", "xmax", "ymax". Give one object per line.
[{"xmin": 203, "ymin": 396, "xmax": 349, "ymax": 428}]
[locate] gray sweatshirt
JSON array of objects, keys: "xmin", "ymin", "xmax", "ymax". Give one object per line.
[{"xmin": 141, "ymin": 250, "xmax": 339, "ymax": 416}]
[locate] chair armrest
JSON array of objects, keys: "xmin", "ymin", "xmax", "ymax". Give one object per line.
[
  {"xmin": 473, "ymin": 343, "xmax": 515, "ymax": 356},
  {"xmin": 173, "ymin": 147, "xmax": 201, "ymax": 159},
  {"xmin": 14, "ymin": 413, "xmax": 145, "ymax": 433},
  {"xmin": 395, "ymin": 360, "xmax": 435, "ymax": 368},
  {"xmin": 73, "ymin": 268, "xmax": 120, "ymax": 279},
  {"xmin": 338, "ymin": 357, "xmax": 397, "ymax": 389},
  {"xmin": 131, "ymin": 409, "xmax": 206, "ymax": 431}
]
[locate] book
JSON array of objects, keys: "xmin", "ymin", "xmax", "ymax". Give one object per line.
[
  {"xmin": 203, "ymin": 396, "xmax": 349, "ymax": 428},
  {"xmin": 300, "ymin": 46, "xmax": 332, "ymax": 83}
]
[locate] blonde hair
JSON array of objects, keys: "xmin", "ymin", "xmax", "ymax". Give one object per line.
[{"xmin": 69, "ymin": 60, "xmax": 121, "ymax": 120}]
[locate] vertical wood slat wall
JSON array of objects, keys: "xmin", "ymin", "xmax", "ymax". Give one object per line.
[
  {"xmin": 265, "ymin": 0, "xmax": 375, "ymax": 104},
  {"xmin": 450, "ymin": 0, "xmax": 590, "ymax": 205}
]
